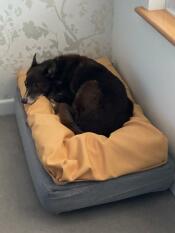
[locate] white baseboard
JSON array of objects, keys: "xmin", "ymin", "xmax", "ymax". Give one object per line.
[{"xmin": 0, "ymin": 98, "xmax": 15, "ymax": 115}]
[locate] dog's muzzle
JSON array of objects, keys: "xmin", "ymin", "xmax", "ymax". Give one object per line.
[
  {"xmin": 21, "ymin": 91, "xmax": 37, "ymax": 105},
  {"xmin": 21, "ymin": 97, "xmax": 28, "ymax": 104}
]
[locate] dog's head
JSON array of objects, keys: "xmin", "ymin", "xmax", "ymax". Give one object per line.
[{"xmin": 21, "ymin": 54, "xmax": 57, "ymax": 104}]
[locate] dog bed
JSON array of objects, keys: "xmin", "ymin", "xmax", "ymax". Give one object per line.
[{"xmin": 15, "ymin": 57, "xmax": 174, "ymax": 213}]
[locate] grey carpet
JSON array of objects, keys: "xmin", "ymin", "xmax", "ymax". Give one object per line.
[{"xmin": 0, "ymin": 115, "xmax": 175, "ymax": 233}]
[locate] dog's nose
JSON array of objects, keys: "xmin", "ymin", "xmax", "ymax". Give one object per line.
[{"xmin": 21, "ymin": 98, "xmax": 28, "ymax": 104}]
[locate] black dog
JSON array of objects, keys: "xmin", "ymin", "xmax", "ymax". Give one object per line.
[{"xmin": 22, "ymin": 54, "xmax": 133, "ymax": 136}]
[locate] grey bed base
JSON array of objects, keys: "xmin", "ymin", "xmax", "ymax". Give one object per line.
[{"xmin": 15, "ymin": 91, "xmax": 175, "ymax": 214}]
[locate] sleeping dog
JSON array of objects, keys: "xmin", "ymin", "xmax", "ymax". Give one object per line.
[{"xmin": 22, "ymin": 54, "xmax": 133, "ymax": 136}]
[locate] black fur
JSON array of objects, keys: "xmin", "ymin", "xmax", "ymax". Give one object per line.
[{"xmin": 22, "ymin": 54, "xmax": 133, "ymax": 136}]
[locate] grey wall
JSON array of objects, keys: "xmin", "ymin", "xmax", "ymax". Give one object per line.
[
  {"xmin": 112, "ymin": 0, "xmax": 175, "ymax": 155},
  {"xmin": 0, "ymin": 0, "xmax": 113, "ymax": 100}
]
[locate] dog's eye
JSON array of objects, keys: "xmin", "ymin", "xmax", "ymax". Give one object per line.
[{"xmin": 25, "ymin": 80, "xmax": 29, "ymax": 87}]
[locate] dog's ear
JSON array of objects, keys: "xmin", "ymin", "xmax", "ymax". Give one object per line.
[
  {"xmin": 31, "ymin": 53, "xmax": 37, "ymax": 67},
  {"xmin": 47, "ymin": 62, "xmax": 56, "ymax": 79}
]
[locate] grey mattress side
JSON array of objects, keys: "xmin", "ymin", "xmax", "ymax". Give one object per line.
[{"xmin": 15, "ymin": 90, "xmax": 175, "ymax": 214}]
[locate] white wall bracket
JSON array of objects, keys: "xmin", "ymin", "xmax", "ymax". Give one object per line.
[{"xmin": 148, "ymin": 0, "xmax": 165, "ymax": 10}]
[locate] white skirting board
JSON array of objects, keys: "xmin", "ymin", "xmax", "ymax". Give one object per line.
[{"xmin": 0, "ymin": 98, "xmax": 15, "ymax": 115}]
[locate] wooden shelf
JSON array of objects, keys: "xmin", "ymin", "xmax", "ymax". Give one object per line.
[{"xmin": 135, "ymin": 7, "xmax": 175, "ymax": 46}]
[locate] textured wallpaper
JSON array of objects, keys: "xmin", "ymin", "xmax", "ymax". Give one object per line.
[{"xmin": 0, "ymin": 0, "xmax": 113, "ymax": 99}]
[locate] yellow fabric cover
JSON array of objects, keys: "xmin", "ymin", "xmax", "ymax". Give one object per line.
[{"xmin": 17, "ymin": 57, "xmax": 168, "ymax": 183}]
